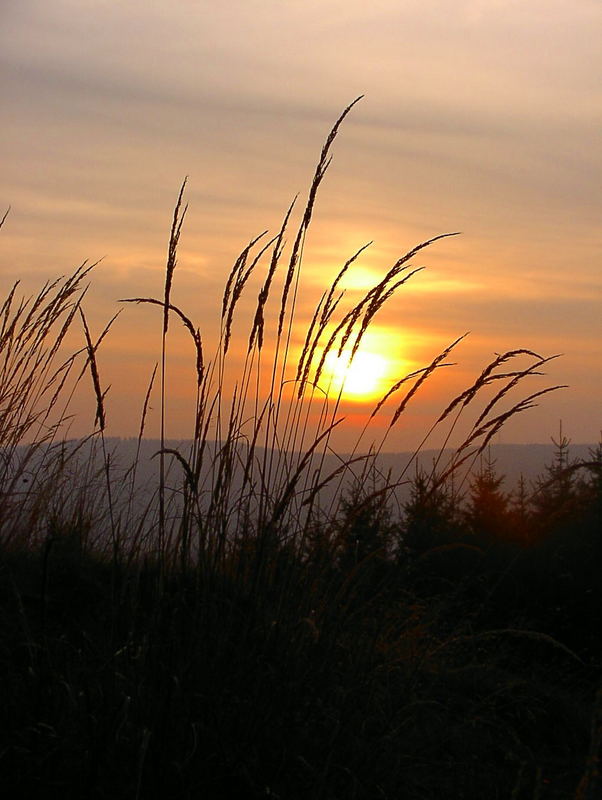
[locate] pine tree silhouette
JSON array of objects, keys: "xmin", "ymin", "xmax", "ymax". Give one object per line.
[
  {"xmin": 531, "ymin": 422, "xmax": 578, "ymax": 534},
  {"xmin": 401, "ymin": 468, "xmax": 462, "ymax": 555},
  {"xmin": 465, "ymin": 449, "xmax": 508, "ymax": 543},
  {"xmin": 335, "ymin": 473, "xmax": 395, "ymax": 574}
]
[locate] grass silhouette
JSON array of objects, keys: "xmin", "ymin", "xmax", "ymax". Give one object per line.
[{"xmin": 0, "ymin": 102, "xmax": 599, "ymax": 799}]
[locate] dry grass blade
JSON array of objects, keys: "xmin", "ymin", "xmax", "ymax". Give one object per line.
[
  {"xmin": 312, "ymin": 304, "xmax": 363, "ymax": 389},
  {"xmin": 79, "ymin": 309, "xmax": 108, "ymax": 431},
  {"xmin": 249, "ymin": 197, "xmax": 296, "ymax": 353},
  {"xmin": 278, "ymin": 96, "xmax": 363, "ymax": 336},
  {"xmin": 438, "ymin": 384, "xmax": 567, "ymax": 485},
  {"xmin": 138, "ymin": 363, "xmax": 158, "ymax": 442},
  {"xmin": 0, "ymin": 266, "xmax": 94, "ymax": 453},
  {"xmin": 224, "ymin": 233, "xmax": 275, "ymax": 355},
  {"xmin": 121, "ymin": 297, "xmax": 204, "ymax": 386},
  {"xmin": 347, "ymin": 266, "xmax": 425, "ymax": 360},
  {"xmin": 295, "ymin": 292, "xmax": 327, "ymax": 388},
  {"xmin": 296, "ymin": 242, "xmax": 371, "ymax": 393},
  {"xmin": 323, "ymin": 242, "xmax": 372, "ymax": 321},
  {"xmin": 341, "ymin": 232, "xmax": 460, "ymax": 357},
  {"xmin": 388, "ymin": 334, "xmax": 468, "ymax": 428},
  {"xmin": 435, "ymin": 348, "xmax": 543, "ymax": 424},
  {"xmin": 0, "ymin": 206, "xmax": 10, "ymax": 229},
  {"xmin": 269, "ymin": 417, "xmax": 344, "ymax": 527},
  {"xmin": 159, "ymin": 182, "xmax": 188, "ymax": 563},
  {"xmin": 473, "ymin": 354, "xmax": 560, "ymax": 429},
  {"xmin": 163, "ymin": 178, "xmax": 188, "ymax": 334},
  {"xmin": 240, "ymin": 398, "xmax": 271, "ymax": 490},
  {"xmin": 153, "ymin": 448, "xmax": 196, "ymax": 495},
  {"xmin": 0, "ymin": 282, "xmax": 19, "ymax": 340},
  {"xmin": 370, "ymin": 365, "xmax": 443, "ymax": 421},
  {"xmin": 301, "ymin": 454, "xmax": 370, "ymax": 508},
  {"xmin": 222, "ymin": 231, "xmax": 268, "ymax": 322},
  {"xmin": 312, "ymin": 235, "xmax": 457, "ymax": 389},
  {"xmin": 125, "ymin": 361, "xmax": 159, "ymax": 530},
  {"xmin": 296, "ymin": 291, "xmax": 346, "ymax": 399}
]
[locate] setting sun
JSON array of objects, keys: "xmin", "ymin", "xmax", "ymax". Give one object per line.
[{"xmin": 323, "ymin": 349, "xmax": 389, "ymax": 400}]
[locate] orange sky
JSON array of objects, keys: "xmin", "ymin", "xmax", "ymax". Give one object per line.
[{"xmin": 1, "ymin": 0, "xmax": 600, "ymax": 451}]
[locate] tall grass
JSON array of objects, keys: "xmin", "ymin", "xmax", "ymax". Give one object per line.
[
  {"xmin": 109, "ymin": 98, "xmax": 562, "ymax": 576},
  {"xmin": 1, "ymin": 103, "xmax": 592, "ymax": 800}
]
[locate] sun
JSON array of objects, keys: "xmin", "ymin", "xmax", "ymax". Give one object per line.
[{"xmin": 323, "ymin": 348, "xmax": 389, "ymax": 401}]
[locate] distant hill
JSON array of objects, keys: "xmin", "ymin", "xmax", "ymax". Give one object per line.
[
  {"xmin": 10, "ymin": 438, "xmax": 597, "ymax": 545},
  {"xmin": 15, "ymin": 437, "xmax": 596, "ymax": 513},
  {"xmin": 92, "ymin": 438, "xmax": 597, "ymax": 504},
  {"xmin": 365, "ymin": 442, "xmax": 596, "ymax": 491}
]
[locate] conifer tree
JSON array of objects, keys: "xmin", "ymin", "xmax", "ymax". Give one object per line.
[
  {"xmin": 335, "ymin": 472, "xmax": 395, "ymax": 573},
  {"xmin": 465, "ymin": 449, "xmax": 508, "ymax": 543},
  {"xmin": 531, "ymin": 423, "xmax": 577, "ymax": 533},
  {"xmin": 582, "ymin": 440, "xmax": 602, "ymax": 517},
  {"xmin": 509, "ymin": 473, "xmax": 533, "ymax": 544},
  {"xmin": 400, "ymin": 468, "xmax": 461, "ymax": 556}
]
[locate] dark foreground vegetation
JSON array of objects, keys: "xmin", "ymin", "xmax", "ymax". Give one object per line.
[
  {"xmin": 1, "ymin": 440, "xmax": 601, "ymax": 800},
  {"xmin": 1, "ymin": 102, "xmax": 600, "ymax": 798}
]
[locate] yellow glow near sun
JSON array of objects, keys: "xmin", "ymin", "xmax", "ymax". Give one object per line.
[{"xmin": 323, "ymin": 349, "xmax": 389, "ymax": 400}]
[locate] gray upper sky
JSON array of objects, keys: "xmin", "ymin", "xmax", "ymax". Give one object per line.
[{"xmin": 1, "ymin": 0, "xmax": 600, "ymax": 447}]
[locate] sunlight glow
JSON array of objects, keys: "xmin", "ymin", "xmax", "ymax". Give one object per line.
[{"xmin": 323, "ymin": 349, "xmax": 389, "ymax": 401}]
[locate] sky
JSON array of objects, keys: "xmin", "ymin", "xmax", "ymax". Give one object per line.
[{"xmin": 1, "ymin": 0, "xmax": 600, "ymax": 451}]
